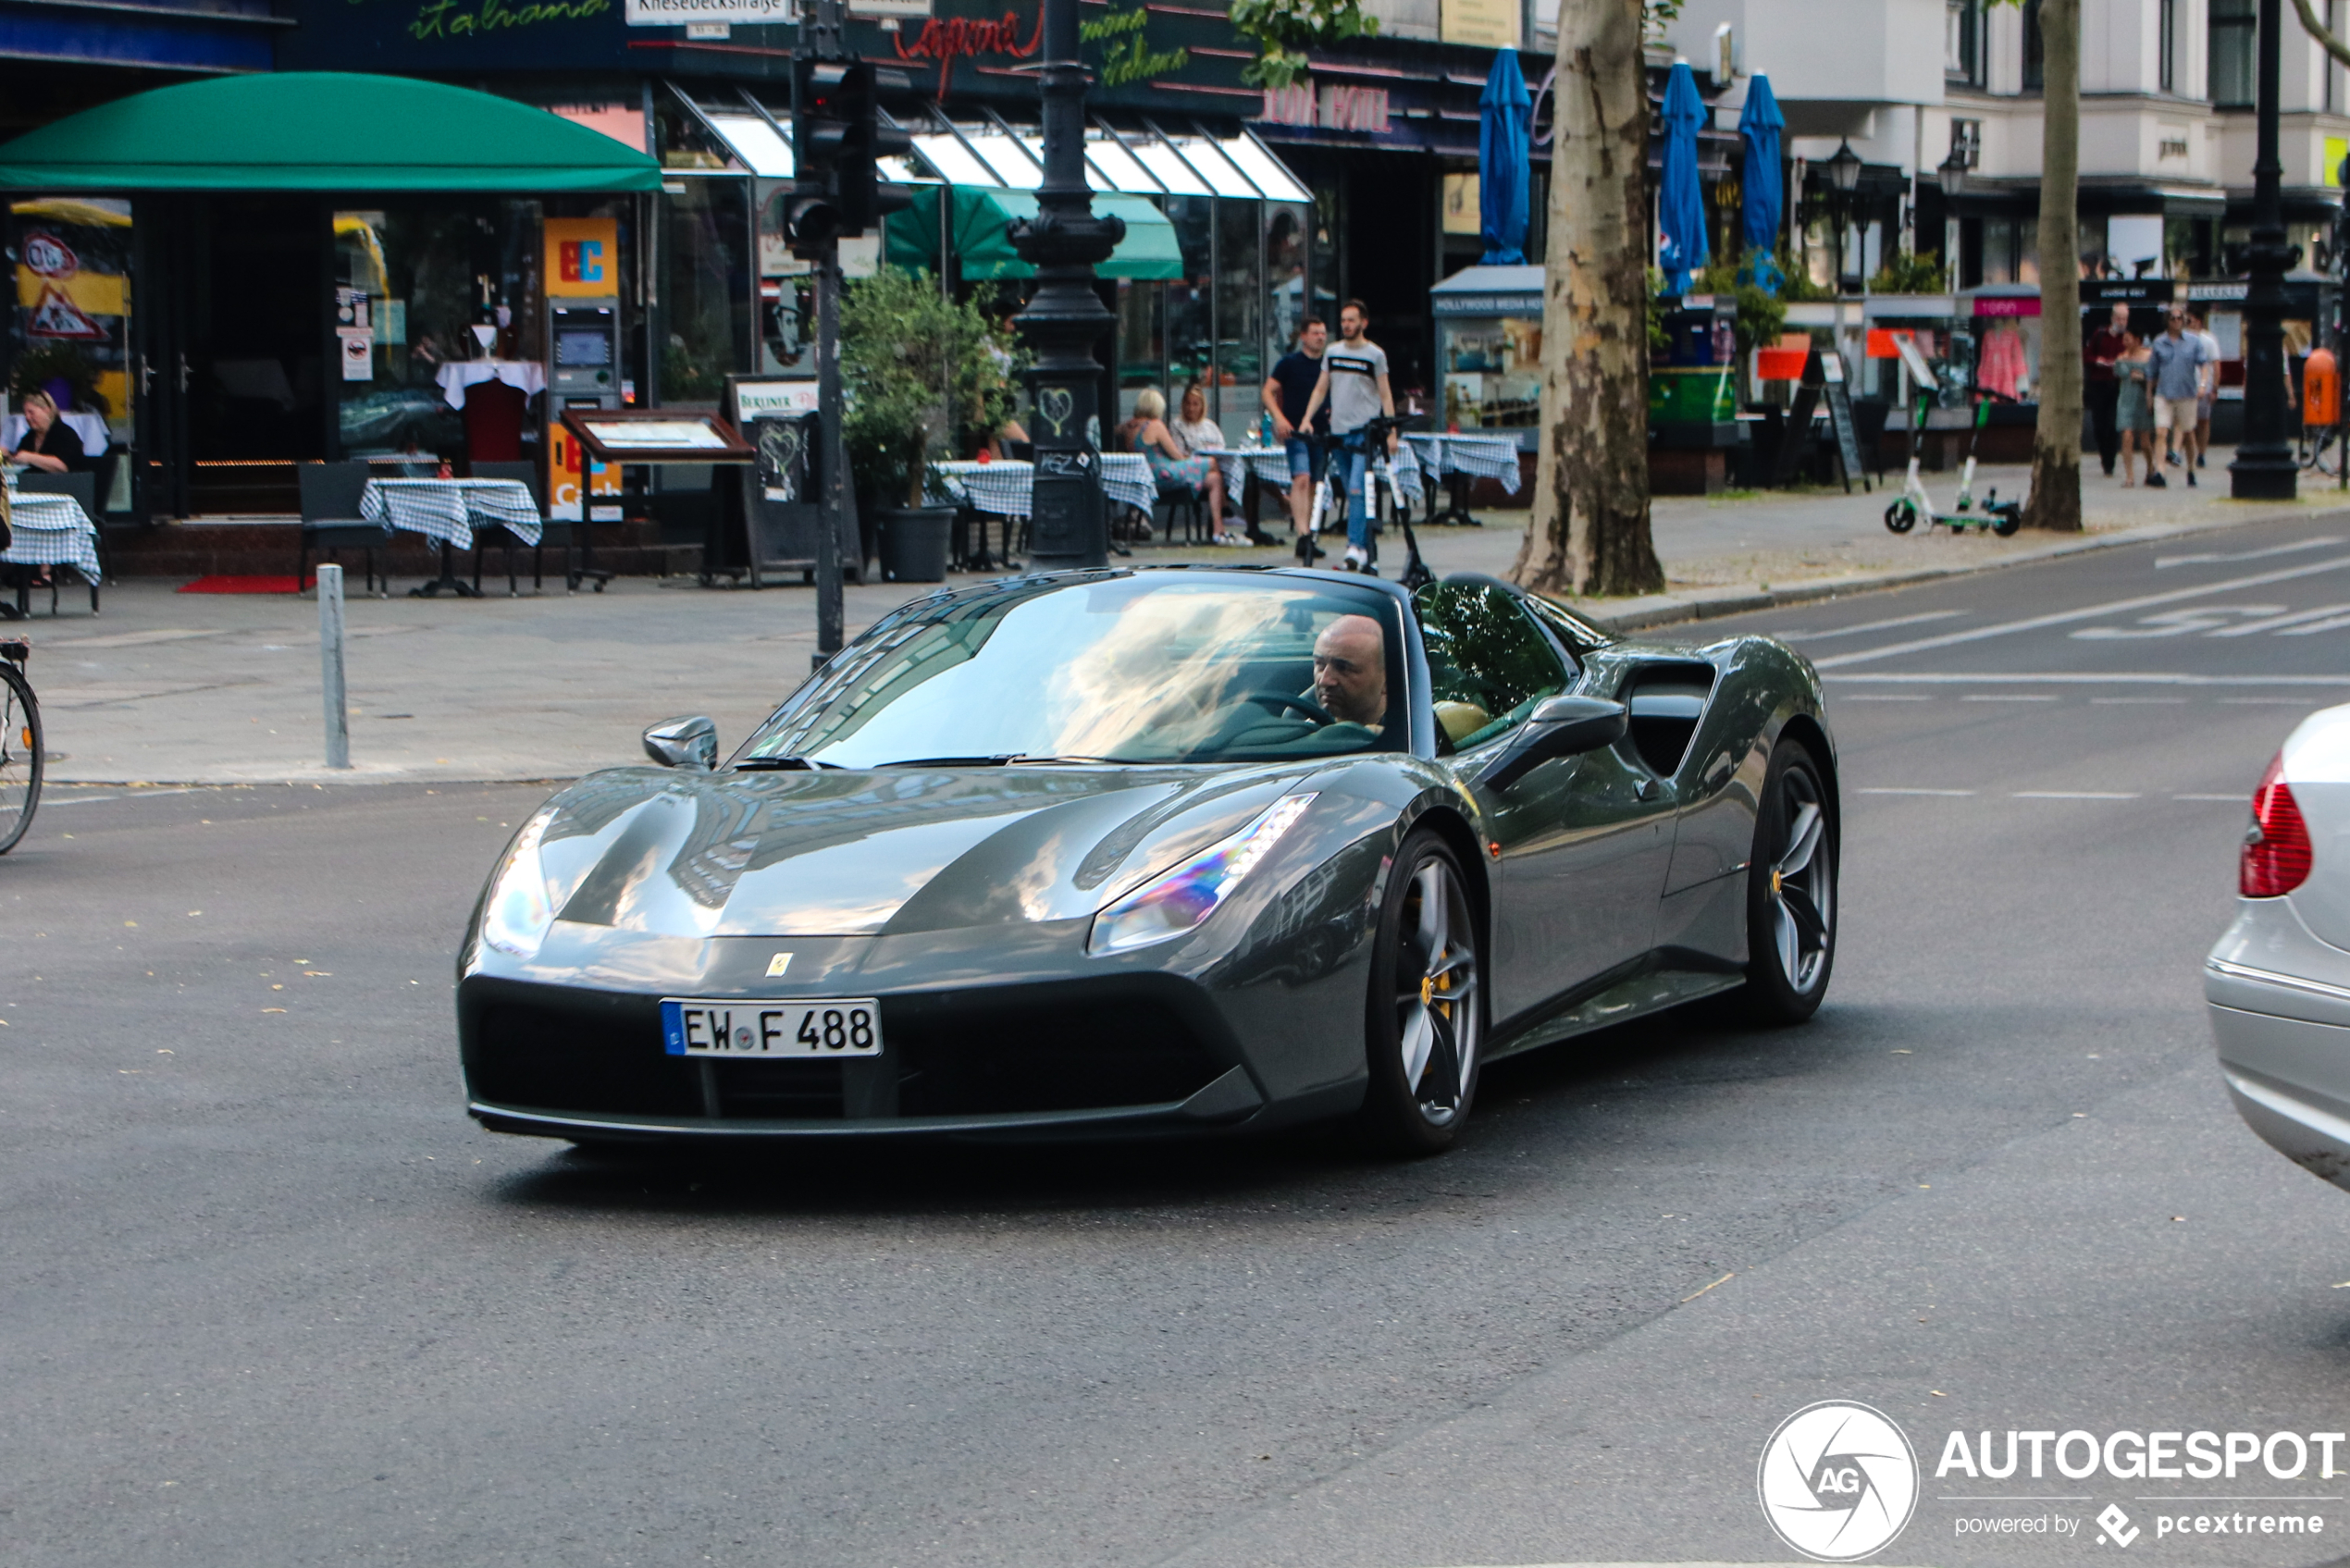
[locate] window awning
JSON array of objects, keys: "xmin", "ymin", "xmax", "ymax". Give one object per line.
[
  {"xmin": 884, "ymin": 188, "xmax": 1183, "ymax": 281},
  {"xmin": 0, "ymin": 73, "xmax": 663, "ymax": 192}
]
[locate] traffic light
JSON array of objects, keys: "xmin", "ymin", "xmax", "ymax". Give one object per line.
[
  {"xmin": 791, "ymin": 58, "xmax": 915, "ymax": 242},
  {"xmin": 780, "ymin": 187, "xmax": 840, "ymax": 258}
]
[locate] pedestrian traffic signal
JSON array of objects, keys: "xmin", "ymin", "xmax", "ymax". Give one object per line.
[{"xmin": 791, "ymin": 58, "xmax": 915, "ymax": 241}]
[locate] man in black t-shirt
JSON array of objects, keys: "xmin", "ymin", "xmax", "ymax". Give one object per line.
[{"xmin": 1261, "ymin": 317, "xmax": 1329, "ymax": 539}]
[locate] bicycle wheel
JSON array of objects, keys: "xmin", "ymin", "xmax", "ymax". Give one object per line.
[{"xmin": 0, "ymin": 660, "xmax": 41, "ymax": 855}]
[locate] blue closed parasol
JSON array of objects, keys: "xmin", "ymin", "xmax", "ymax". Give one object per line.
[
  {"xmin": 1657, "ymin": 59, "xmax": 1710, "ymax": 294},
  {"xmin": 1478, "ymin": 50, "xmax": 1532, "ymax": 265},
  {"xmin": 1738, "ymin": 74, "xmax": 1786, "ymax": 294}
]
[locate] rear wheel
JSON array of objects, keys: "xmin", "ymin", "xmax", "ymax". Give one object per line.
[
  {"xmin": 1355, "ymin": 831, "xmax": 1484, "ymax": 1155},
  {"xmin": 1737, "ymin": 738, "xmax": 1837, "ymax": 1025},
  {"xmin": 0, "ymin": 660, "xmax": 41, "ymax": 856},
  {"xmin": 1884, "ymin": 500, "xmax": 1917, "ymax": 534}
]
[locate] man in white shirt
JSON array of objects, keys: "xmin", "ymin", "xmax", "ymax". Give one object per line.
[{"xmin": 1298, "ymin": 300, "xmax": 1397, "ymax": 574}]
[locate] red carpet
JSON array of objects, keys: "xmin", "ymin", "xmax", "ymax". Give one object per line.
[{"xmin": 178, "ymin": 574, "xmax": 307, "ymax": 595}]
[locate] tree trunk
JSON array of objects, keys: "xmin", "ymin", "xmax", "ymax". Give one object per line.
[
  {"xmin": 1513, "ymin": 0, "xmax": 1664, "ymax": 599},
  {"xmin": 2025, "ymin": 0, "xmax": 2084, "ymax": 532}
]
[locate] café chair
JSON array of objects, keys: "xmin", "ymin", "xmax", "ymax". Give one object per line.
[
  {"xmin": 16, "ymin": 469, "xmax": 102, "ymax": 615},
  {"xmin": 296, "ymin": 461, "xmax": 384, "ymax": 598}
]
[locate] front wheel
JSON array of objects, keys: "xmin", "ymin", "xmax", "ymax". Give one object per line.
[
  {"xmin": 1884, "ymin": 500, "xmax": 1918, "ymax": 534},
  {"xmin": 1355, "ymin": 831, "xmax": 1484, "ymax": 1155},
  {"xmin": 1991, "ymin": 508, "xmax": 2022, "ymax": 537},
  {"xmin": 1737, "ymin": 738, "xmax": 1837, "ymax": 1025},
  {"xmin": 0, "ymin": 660, "xmax": 41, "ymax": 856}
]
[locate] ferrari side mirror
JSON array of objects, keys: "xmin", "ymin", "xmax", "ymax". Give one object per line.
[
  {"xmin": 1478, "ymin": 696, "xmax": 1627, "ymax": 793},
  {"xmin": 643, "ymin": 715, "xmax": 719, "ymax": 771}
]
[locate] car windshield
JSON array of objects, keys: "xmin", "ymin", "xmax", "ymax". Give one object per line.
[{"xmin": 738, "ymin": 573, "xmax": 1409, "ymax": 768}]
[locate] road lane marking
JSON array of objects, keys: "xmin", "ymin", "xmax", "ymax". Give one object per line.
[
  {"xmin": 2279, "ymin": 611, "xmax": 2350, "ymax": 635},
  {"xmin": 1780, "ymin": 610, "xmax": 1965, "ymax": 642},
  {"xmin": 2157, "ymin": 536, "xmax": 2344, "ymax": 567},
  {"xmin": 1845, "ymin": 694, "xmax": 1936, "ymax": 700},
  {"xmin": 2092, "ymin": 697, "xmax": 2189, "ymax": 703},
  {"xmin": 1813, "ymin": 554, "xmax": 2350, "ymax": 668},
  {"xmin": 1858, "ymin": 787, "xmax": 1975, "ymax": 796},
  {"xmin": 2176, "ymin": 793, "xmax": 2249, "ymax": 801},
  {"xmin": 1961, "ymin": 694, "xmax": 2059, "ymax": 701},
  {"xmin": 1831, "ymin": 672, "xmax": 2350, "ymax": 685},
  {"xmin": 2015, "ymin": 791, "xmax": 2141, "ymax": 799},
  {"xmin": 2208, "ymin": 603, "xmax": 2350, "ymax": 636},
  {"xmin": 2217, "ymin": 696, "xmax": 2324, "ymax": 704},
  {"xmin": 2073, "ymin": 604, "xmax": 2287, "ymax": 639}
]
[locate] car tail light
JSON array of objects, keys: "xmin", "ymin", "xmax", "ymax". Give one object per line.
[{"xmin": 2242, "ymin": 752, "xmax": 2315, "ymax": 898}]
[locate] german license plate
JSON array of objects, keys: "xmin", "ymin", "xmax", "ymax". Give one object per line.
[{"xmin": 660, "ymin": 998, "xmax": 883, "ymax": 1058}]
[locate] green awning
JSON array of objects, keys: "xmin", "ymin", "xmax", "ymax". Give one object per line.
[
  {"xmin": 0, "ymin": 73, "xmax": 662, "ymax": 192},
  {"xmin": 885, "ymin": 188, "xmax": 1182, "ymax": 281}
]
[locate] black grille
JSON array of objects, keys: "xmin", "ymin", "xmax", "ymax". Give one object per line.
[
  {"xmin": 887, "ymin": 997, "xmax": 1222, "ymax": 1117},
  {"xmin": 466, "ymin": 987, "xmax": 1228, "ymax": 1123}
]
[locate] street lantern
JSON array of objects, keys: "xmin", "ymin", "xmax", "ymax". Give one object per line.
[
  {"xmin": 1936, "ymin": 147, "xmax": 1969, "ymax": 201},
  {"xmin": 2232, "ymin": 0, "xmax": 2296, "ymax": 499},
  {"xmin": 1825, "ymin": 139, "xmax": 1863, "ymax": 194}
]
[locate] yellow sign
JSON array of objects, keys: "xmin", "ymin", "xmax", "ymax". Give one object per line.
[
  {"xmin": 549, "ymin": 418, "xmax": 622, "ymax": 522},
  {"xmin": 545, "ymin": 217, "xmax": 620, "ymax": 299},
  {"xmin": 2328, "ymin": 135, "xmax": 2347, "ymax": 187},
  {"xmin": 1442, "ymin": 173, "xmax": 1482, "ymax": 236},
  {"xmin": 1440, "ymin": 0, "xmax": 1517, "ymax": 48}
]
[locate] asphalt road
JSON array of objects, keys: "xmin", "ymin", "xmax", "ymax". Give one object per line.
[{"xmin": 8, "ymin": 512, "xmax": 2350, "ymax": 1568}]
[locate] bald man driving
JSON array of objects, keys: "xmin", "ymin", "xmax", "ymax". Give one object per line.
[{"xmin": 1312, "ymin": 614, "xmax": 1388, "ymax": 728}]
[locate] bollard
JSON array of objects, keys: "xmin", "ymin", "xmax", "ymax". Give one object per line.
[{"xmin": 318, "ymin": 562, "xmax": 351, "ymax": 770}]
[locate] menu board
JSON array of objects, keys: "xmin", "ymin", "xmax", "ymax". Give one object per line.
[{"xmin": 563, "ymin": 408, "xmax": 754, "ymax": 464}]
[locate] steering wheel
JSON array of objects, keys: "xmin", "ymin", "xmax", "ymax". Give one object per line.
[{"xmin": 1244, "ymin": 690, "xmax": 1334, "ymax": 724}]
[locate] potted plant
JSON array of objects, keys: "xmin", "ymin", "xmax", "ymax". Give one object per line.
[{"xmin": 841, "ymin": 266, "xmax": 1026, "ymax": 582}]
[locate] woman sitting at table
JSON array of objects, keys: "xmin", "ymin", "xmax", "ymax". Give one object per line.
[
  {"xmin": 1126, "ymin": 389, "xmax": 1238, "ymax": 546},
  {"xmin": 9, "ymin": 389, "xmax": 85, "ymax": 475},
  {"xmin": 1171, "ymin": 386, "xmax": 1226, "ymax": 460}
]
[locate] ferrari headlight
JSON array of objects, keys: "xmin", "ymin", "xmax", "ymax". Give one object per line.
[
  {"xmin": 1088, "ymin": 794, "xmax": 1316, "ymax": 956},
  {"xmin": 480, "ymin": 808, "xmax": 558, "ymax": 959}
]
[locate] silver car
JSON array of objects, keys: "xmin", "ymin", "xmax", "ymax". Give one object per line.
[{"xmin": 2208, "ymin": 703, "xmax": 2350, "ymax": 1190}]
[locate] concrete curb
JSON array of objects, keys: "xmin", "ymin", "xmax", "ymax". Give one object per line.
[{"xmin": 1580, "ymin": 501, "xmax": 2350, "ymax": 635}]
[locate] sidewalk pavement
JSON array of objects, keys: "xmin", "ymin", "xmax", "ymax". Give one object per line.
[{"xmin": 19, "ymin": 446, "xmax": 2344, "ymax": 786}]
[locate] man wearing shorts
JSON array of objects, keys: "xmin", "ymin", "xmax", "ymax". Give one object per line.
[
  {"xmin": 1299, "ymin": 300, "xmax": 1397, "ymax": 573},
  {"xmin": 2190, "ymin": 312, "xmax": 2222, "ymax": 468},
  {"xmin": 2148, "ymin": 310, "xmax": 2212, "ymax": 487},
  {"xmin": 1261, "ymin": 317, "xmax": 1329, "ymax": 544}
]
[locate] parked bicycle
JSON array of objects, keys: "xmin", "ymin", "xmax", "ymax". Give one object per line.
[{"xmin": 0, "ymin": 639, "xmax": 40, "ymax": 854}]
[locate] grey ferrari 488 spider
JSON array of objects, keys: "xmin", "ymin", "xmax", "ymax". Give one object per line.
[{"xmin": 459, "ymin": 566, "xmax": 1837, "ymax": 1154}]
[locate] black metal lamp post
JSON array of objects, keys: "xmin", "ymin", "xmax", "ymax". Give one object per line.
[
  {"xmin": 1007, "ymin": 0, "xmax": 1125, "ymax": 568},
  {"xmin": 2232, "ymin": 0, "xmax": 2298, "ymax": 499},
  {"xmin": 1826, "ymin": 138, "xmax": 1864, "ymax": 291}
]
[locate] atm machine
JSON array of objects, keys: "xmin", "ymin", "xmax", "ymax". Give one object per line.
[{"xmin": 547, "ymin": 298, "xmax": 623, "ymax": 529}]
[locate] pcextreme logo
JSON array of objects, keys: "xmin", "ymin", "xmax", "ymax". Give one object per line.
[{"xmin": 1758, "ymin": 1401, "xmax": 1922, "ymax": 1562}]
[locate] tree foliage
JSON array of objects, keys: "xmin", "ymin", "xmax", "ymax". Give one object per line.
[
  {"xmin": 1228, "ymin": 0, "xmax": 1379, "ymax": 88},
  {"xmin": 840, "ymin": 268, "xmax": 1026, "ymax": 508}
]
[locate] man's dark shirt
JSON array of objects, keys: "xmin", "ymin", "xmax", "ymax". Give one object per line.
[
  {"xmin": 1270, "ymin": 351, "xmax": 1330, "ymax": 434},
  {"xmin": 2084, "ymin": 327, "xmax": 2127, "ymax": 384}
]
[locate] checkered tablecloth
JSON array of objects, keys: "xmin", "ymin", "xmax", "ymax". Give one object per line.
[
  {"xmin": 1195, "ymin": 446, "xmax": 1293, "ymax": 499},
  {"xmin": 1405, "ymin": 433, "xmax": 1523, "ymax": 495},
  {"xmin": 930, "ymin": 455, "xmax": 1159, "ymax": 519},
  {"xmin": 2, "ymin": 489, "xmax": 101, "ymax": 582},
  {"xmin": 360, "ymin": 478, "xmax": 542, "ymax": 549}
]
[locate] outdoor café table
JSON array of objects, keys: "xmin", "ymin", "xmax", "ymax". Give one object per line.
[
  {"xmin": 0, "ymin": 487, "xmax": 101, "ymax": 617},
  {"xmin": 930, "ymin": 455, "xmax": 1159, "ymax": 520},
  {"xmin": 1404, "ymin": 433, "xmax": 1521, "ymax": 526},
  {"xmin": 360, "ymin": 477, "xmax": 542, "ymax": 599}
]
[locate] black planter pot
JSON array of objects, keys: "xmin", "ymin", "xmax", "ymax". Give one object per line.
[{"xmin": 877, "ymin": 505, "xmax": 956, "ymax": 583}]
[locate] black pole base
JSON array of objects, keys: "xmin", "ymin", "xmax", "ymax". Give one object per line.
[{"xmin": 2229, "ymin": 448, "xmax": 2300, "ymax": 500}]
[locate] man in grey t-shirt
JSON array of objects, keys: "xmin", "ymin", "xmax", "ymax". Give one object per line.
[{"xmin": 1300, "ymin": 299, "xmax": 1397, "ymax": 572}]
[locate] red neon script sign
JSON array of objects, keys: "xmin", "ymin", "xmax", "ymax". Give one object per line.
[{"xmin": 894, "ymin": 9, "xmax": 1042, "ymax": 98}]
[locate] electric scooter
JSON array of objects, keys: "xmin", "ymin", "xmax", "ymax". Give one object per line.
[
  {"xmin": 1880, "ymin": 338, "xmax": 2022, "ymax": 537},
  {"xmin": 1300, "ymin": 414, "xmax": 1432, "ymax": 583}
]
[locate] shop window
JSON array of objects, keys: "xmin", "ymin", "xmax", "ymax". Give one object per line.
[
  {"xmin": 658, "ymin": 179, "xmax": 752, "ymax": 405},
  {"xmin": 2159, "ymin": 0, "xmax": 2176, "ymax": 93},
  {"xmin": 333, "ymin": 200, "xmax": 543, "ymax": 463},
  {"xmin": 6, "ymin": 196, "xmax": 134, "ymax": 491},
  {"xmin": 1310, "ymin": 177, "xmax": 1341, "ymax": 327},
  {"xmin": 1266, "ymin": 203, "xmax": 1309, "ymax": 368},
  {"xmin": 1163, "ymin": 196, "xmax": 1213, "ymax": 405},
  {"xmin": 1116, "ymin": 278, "xmax": 1164, "ymax": 423},
  {"xmin": 2210, "ymin": 0, "xmax": 2256, "ymax": 107},
  {"xmin": 1214, "ymin": 200, "xmax": 1263, "ymax": 430}
]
